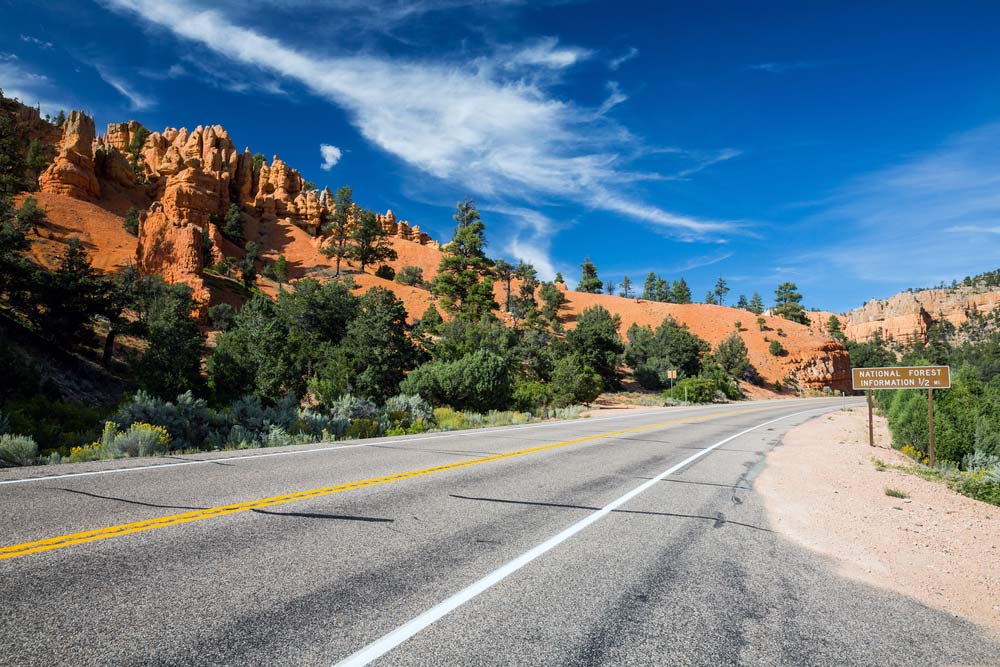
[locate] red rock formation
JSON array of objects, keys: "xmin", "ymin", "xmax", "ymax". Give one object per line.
[
  {"xmin": 840, "ymin": 287, "xmax": 1000, "ymax": 343},
  {"xmin": 38, "ymin": 111, "xmax": 101, "ymax": 200},
  {"xmin": 136, "ymin": 201, "xmax": 210, "ymax": 314}
]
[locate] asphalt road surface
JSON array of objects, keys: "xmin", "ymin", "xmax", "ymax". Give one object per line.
[{"xmin": 2, "ymin": 398, "xmax": 998, "ymax": 666}]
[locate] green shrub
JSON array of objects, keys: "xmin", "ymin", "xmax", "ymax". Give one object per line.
[
  {"xmin": 512, "ymin": 379, "xmax": 552, "ymax": 411},
  {"xmin": 550, "ymin": 354, "xmax": 602, "ymax": 406},
  {"xmin": 396, "ymin": 266, "xmax": 424, "ymax": 287},
  {"xmin": 95, "ymin": 421, "xmax": 171, "ymax": 458},
  {"xmin": 769, "ymin": 340, "xmax": 786, "ymax": 356},
  {"xmin": 0, "ymin": 434, "xmax": 38, "ymax": 466},
  {"xmin": 400, "ymin": 349, "xmax": 512, "ymax": 412},
  {"xmin": 665, "ymin": 377, "xmax": 725, "ymax": 404}
]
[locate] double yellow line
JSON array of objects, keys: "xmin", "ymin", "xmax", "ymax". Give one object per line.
[{"xmin": 0, "ymin": 404, "xmax": 785, "ymax": 562}]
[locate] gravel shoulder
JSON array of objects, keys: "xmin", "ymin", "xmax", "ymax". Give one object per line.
[{"xmin": 756, "ymin": 408, "xmax": 1000, "ymax": 635}]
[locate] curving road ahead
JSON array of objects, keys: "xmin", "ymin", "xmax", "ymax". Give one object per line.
[{"xmin": 1, "ymin": 398, "xmax": 998, "ymax": 666}]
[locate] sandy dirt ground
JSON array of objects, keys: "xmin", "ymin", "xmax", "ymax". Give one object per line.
[{"xmin": 757, "ymin": 408, "xmax": 1000, "ymax": 635}]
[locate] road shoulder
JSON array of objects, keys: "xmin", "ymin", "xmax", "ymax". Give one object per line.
[{"xmin": 756, "ymin": 408, "xmax": 1000, "ymax": 635}]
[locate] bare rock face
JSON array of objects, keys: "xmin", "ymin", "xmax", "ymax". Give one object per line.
[
  {"xmin": 788, "ymin": 340, "xmax": 852, "ymax": 391},
  {"xmin": 842, "ymin": 287, "xmax": 1000, "ymax": 342},
  {"xmin": 103, "ymin": 120, "xmax": 146, "ymax": 153},
  {"xmin": 136, "ymin": 201, "xmax": 211, "ymax": 315},
  {"xmin": 38, "ymin": 111, "xmax": 101, "ymax": 199},
  {"xmin": 94, "ymin": 146, "xmax": 136, "ymax": 189}
]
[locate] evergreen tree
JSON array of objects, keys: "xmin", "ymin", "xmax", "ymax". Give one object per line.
[
  {"xmin": 0, "ymin": 196, "xmax": 33, "ymax": 307},
  {"xmin": 773, "ymin": 282, "xmax": 810, "ymax": 324},
  {"xmin": 33, "ymin": 237, "xmax": 109, "ymax": 349},
  {"xmin": 417, "ymin": 303, "xmax": 444, "ymax": 335},
  {"xmin": 539, "ymin": 282, "xmax": 566, "ymax": 325},
  {"xmin": 671, "ymin": 278, "xmax": 692, "ymax": 304},
  {"xmin": 340, "ymin": 287, "xmax": 416, "ymax": 402},
  {"xmin": 25, "ymin": 138, "xmax": 48, "ymax": 188},
  {"xmin": 827, "ymin": 314, "xmax": 846, "ymax": 342},
  {"xmin": 320, "ymin": 185, "xmax": 354, "ymax": 275},
  {"xmin": 605, "ymin": 280, "xmax": 616, "ymax": 296},
  {"xmin": 735, "ymin": 293, "xmax": 750, "ymax": 310},
  {"xmin": 577, "ymin": 257, "xmax": 602, "ymax": 293},
  {"xmin": 272, "ymin": 254, "xmax": 289, "ymax": 287},
  {"xmin": 566, "ymin": 305, "xmax": 624, "ymax": 389},
  {"xmin": 55, "ymin": 110, "xmax": 66, "ymax": 126},
  {"xmin": 511, "ymin": 261, "xmax": 540, "ymax": 324},
  {"xmin": 431, "ymin": 198, "xmax": 498, "ymax": 320},
  {"xmin": 15, "ymin": 196, "xmax": 45, "ymax": 234},
  {"xmin": 222, "ymin": 204, "xmax": 243, "ymax": 242},
  {"xmin": 0, "ymin": 92, "xmax": 28, "ymax": 196},
  {"xmin": 714, "ymin": 277, "xmax": 730, "ymax": 306},
  {"xmin": 620, "ymin": 275, "xmax": 633, "ymax": 298},
  {"xmin": 132, "ymin": 279, "xmax": 205, "ymax": 398},
  {"xmin": 494, "ymin": 259, "xmax": 514, "ymax": 312},
  {"xmin": 348, "ymin": 208, "xmax": 397, "ymax": 272},
  {"xmin": 713, "ymin": 332, "xmax": 755, "ymax": 382},
  {"xmin": 241, "ymin": 241, "xmax": 259, "ymax": 289},
  {"xmin": 643, "ymin": 272, "xmax": 657, "ymax": 300},
  {"xmin": 704, "ymin": 291, "xmax": 717, "ymax": 305},
  {"xmin": 655, "ymin": 276, "xmax": 672, "ymax": 303},
  {"xmin": 748, "ymin": 292, "xmax": 765, "ymax": 314},
  {"xmin": 554, "ymin": 272, "xmax": 565, "ymax": 284}
]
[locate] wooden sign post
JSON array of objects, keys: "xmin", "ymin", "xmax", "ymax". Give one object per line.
[{"xmin": 851, "ymin": 366, "xmax": 950, "ymax": 463}]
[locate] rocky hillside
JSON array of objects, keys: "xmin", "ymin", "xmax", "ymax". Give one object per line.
[
  {"xmin": 811, "ymin": 287, "xmax": 1000, "ymax": 344},
  {"xmin": 26, "ymin": 108, "xmax": 851, "ymax": 393}
]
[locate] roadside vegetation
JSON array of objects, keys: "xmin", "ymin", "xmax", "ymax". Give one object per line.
[
  {"xmin": 858, "ymin": 305, "xmax": 1000, "ymax": 506},
  {"xmin": 0, "ymin": 91, "xmax": 764, "ymax": 467}
]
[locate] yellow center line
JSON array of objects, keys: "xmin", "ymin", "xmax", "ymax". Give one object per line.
[{"xmin": 0, "ymin": 404, "xmax": 792, "ymax": 561}]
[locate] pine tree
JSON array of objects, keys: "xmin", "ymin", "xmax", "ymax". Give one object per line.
[
  {"xmin": 714, "ymin": 277, "xmax": 730, "ymax": 306},
  {"xmin": 735, "ymin": 293, "xmax": 749, "ymax": 310},
  {"xmin": 320, "ymin": 185, "xmax": 354, "ymax": 275},
  {"xmin": 417, "ymin": 303, "xmax": 444, "ymax": 335},
  {"xmin": 222, "ymin": 203, "xmax": 243, "ymax": 241},
  {"xmin": 25, "ymin": 138, "xmax": 48, "ymax": 188},
  {"xmin": 704, "ymin": 291, "xmax": 718, "ymax": 305},
  {"xmin": 671, "ymin": 278, "xmax": 692, "ymax": 304},
  {"xmin": 749, "ymin": 292, "xmax": 765, "ymax": 314},
  {"xmin": 577, "ymin": 257, "xmax": 602, "ymax": 293},
  {"xmin": 605, "ymin": 280, "xmax": 616, "ymax": 296},
  {"xmin": 348, "ymin": 208, "xmax": 397, "ymax": 272},
  {"xmin": 620, "ymin": 275, "xmax": 633, "ymax": 298},
  {"xmin": 643, "ymin": 272, "xmax": 657, "ymax": 300},
  {"xmin": 773, "ymin": 282, "xmax": 809, "ymax": 325},
  {"xmin": 494, "ymin": 259, "xmax": 514, "ymax": 312},
  {"xmin": 554, "ymin": 272, "xmax": 565, "ymax": 284},
  {"xmin": 827, "ymin": 314, "xmax": 846, "ymax": 342},
  {"xmin": 241, "ymin": 241, "xmax": 259, "ymax": 289},
  {"xmin": 431, "ymin": 198, "xmax": 498, "ymax": 320},
  {"xmin": 655, "ymin": 275, "xmax": 671, "ymax": 302},
  {"xmin": 273, "ymin": 254, "xmax": 289, "ymax": 287},
  {"xmin": 511, "ymin": 261, "xmax": 540, "ymax": 324},
  {"xmin": 55, "ymin": 110, "xmax": 66, "ymax": 126},
  {"xmin": 33, "ymin": 237, "xmax": 109, "ymax": 349}
]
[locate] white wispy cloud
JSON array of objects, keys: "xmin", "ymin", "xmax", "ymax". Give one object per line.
[
  {"xmin": 504, "ymin": 37, "xmax": 592, "ymax": 70},
  {"xmin": 802, "ymin": 121, "xmax": 1000, "ymax": 285},
  {"xmin": 596, "ymin": 81, "xmax": 627, "ymax": 116},
  {"xmin": 608, "ymin": 47, "xmax": 638, "ymax": 71},
  {"xmin": 96, "ymin": 65, "xmax": 154, "ymax": 110},
  {"xmin": 101, "ymin": 0, "xmax": 740, "ymax": 273},
  {"xmin": 320, "ymin": 143, "xmax": 342, "ymax": 170},
  {"xmin": 20, "ymin": 34, "xmax": 53, "ymax": 49}
]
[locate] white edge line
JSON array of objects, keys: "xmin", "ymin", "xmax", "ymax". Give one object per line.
[
  {"xmin": 0, "ymin": 405, "xmax": 688, "ymax": 486},
  {"xmin": 332, "ymin": 404, "xmax": 840, "ymax": 667}
]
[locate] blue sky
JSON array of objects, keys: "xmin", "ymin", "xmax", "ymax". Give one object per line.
[{"xmin": 3, "ymin": 0, "xmax": 1000, "ymax": 312}]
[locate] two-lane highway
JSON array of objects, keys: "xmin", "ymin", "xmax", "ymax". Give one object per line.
[{"xmin": 1, "ymin": 399, "xmax": 997, "ymax": 666}]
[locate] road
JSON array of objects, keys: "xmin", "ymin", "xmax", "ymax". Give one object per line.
[{"xmin": 1, "ymin": 398, "xmax": 997, "ymax": 666}]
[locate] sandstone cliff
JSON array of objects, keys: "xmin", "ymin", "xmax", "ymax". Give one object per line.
[
  {"xmin": 838, "ymin": 287, "xmax": 1000, "ymax": 343},
  {"xmin": 38, "ymin": 111, "xmax": 101, "ymax": 200}
]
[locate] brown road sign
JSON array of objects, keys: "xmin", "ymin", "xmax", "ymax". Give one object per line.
[{"xmin": 851, "ymin": 366, "xmax": 951, "ymax": 390}]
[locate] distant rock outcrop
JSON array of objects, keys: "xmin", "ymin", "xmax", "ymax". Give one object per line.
[
  {"xmin": 38, "ymin": 111, "xmax": 101, "ymax": 200},
  {"xmin": 841, "ymin": 287, "xmax": 1000, "ymax": 343}
]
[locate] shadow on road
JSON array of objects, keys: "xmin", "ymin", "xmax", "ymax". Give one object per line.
[{"xmin": 448, "ymin": 494, "xmax": 772, "ymax": 532}]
